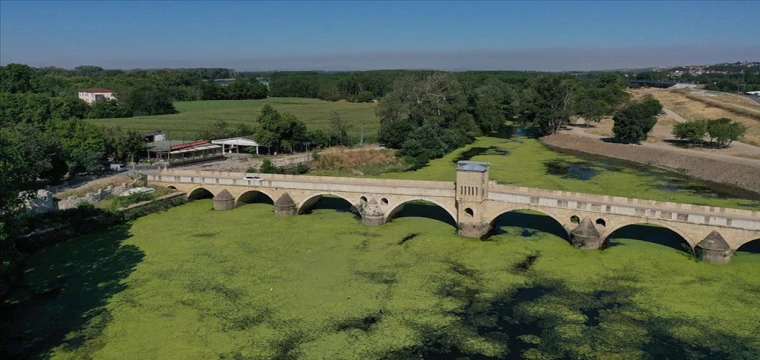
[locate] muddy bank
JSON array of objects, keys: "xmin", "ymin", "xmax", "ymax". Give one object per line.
[{"xmin": 542, "ymin": 133, "xmax": 760, "ymax": 196}]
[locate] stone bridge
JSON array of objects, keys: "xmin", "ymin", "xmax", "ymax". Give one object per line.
[{"xmin": 147, "ymin": 161, "xmax": 760, "ymax": 263}]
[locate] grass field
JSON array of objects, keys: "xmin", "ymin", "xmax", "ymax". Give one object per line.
[
  {"xmin": 87, "ymin": 98, "xmax": 379, "ymax": 141},
  {"xmin": 6, "ymin": 200, "xmax": 760, "ymax": 359}
]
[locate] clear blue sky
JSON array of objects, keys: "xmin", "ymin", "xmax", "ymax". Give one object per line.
[{"xmin": 1, "ymin": 1, "xmax": 758, "ymax": 70}]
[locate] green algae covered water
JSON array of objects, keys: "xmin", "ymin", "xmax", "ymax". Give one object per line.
[{"xmin": 5, "ymin": 200, "xmax": 760, "ymax": 359}]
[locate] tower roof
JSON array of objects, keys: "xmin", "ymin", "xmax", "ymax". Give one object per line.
[
  {"xmin": 457, "ymin": 161, "xmax": 490, "ymax": 173},
  {"xmin": 697, "ymin": 231, "xmax": 730, "ymax": 250}
]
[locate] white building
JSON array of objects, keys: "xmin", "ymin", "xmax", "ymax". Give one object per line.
[
  {"xmin": 78, "ymin": 88, "xmax": 116, "ymax": 104},
  {"xmin": 211, "ymin": 137, "xmax": 264, "ymax": 154}
]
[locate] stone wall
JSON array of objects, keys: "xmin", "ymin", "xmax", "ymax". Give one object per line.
[
  {"xmin": 58, "ymin": 182, "xmax": 135, "ymax": 210},
  {"xmin": 24, "ymin": 190, "xmax": 58, "ymax": 215}
]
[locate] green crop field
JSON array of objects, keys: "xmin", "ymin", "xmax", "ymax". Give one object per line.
[{"xmin": 87, "ymin": 98, "xmax": 379, "ymax": 141}]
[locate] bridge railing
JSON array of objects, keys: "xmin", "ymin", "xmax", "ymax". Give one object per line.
[
  {"xmin": 154, "ymin": 169, "xmax": 456, "ymax": 190},
  {"xmin": 489, "ymin": 183, "xmax": 758, "ymax": 219}
]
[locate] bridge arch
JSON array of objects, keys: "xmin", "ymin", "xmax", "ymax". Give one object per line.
[
  {"xmin": 485, "ymin": 206, "xmax": 570, "ymax": 241},
  {"xmin": 736, "ymin": 237, "xmax": 760, "ymax": 254},
  {"xmin": 602, "ymin": 220, "xmax": 696, "ymax": 250},
  {"xmin": 236, "ymin": 189, "xmax": 275, "ymax": 207},
  {"xmin": 187, "ymin": 186, "xmax": 214, "ymax": 200},
  {"xmin": 297, "ymin": 192, "xmax": 358, "ymax": 215},
  {"xmin": 384, "ymin": 198, "xmax": 457, "ymax": 227}
]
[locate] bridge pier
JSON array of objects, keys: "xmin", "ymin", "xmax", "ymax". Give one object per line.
[
  {"xmin": 274, "ymin": 193, "xmax": 297, "ymax": 217},
  {"xmin": 458, "ymin": 222, "xmax": 491, "ymax": 238},
  {"xmin": 360, "ymin": 198, "xmax": 385, "ymax": 226},
  {"xmin": 570, "ymin": 217, "xmax": 604, "ymax": 249},
  {"xmin": 695, "ymin": 231, "xmax": 734, "ymax": 264}
]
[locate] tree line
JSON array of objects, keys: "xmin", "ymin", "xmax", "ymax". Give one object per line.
[
  {"xmin": 374, "ymin": 72, "xmax": 630, "ymax": 163},
  {"xmin": 0, "ymin": 64, "xmax": 268, "ymax": 120}
]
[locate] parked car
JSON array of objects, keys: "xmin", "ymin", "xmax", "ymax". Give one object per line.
[
  {"xmin": 110, "ymin": 163, "xmax": 127, "ymax": 172},
  {"xmin": 243, "ymin": 175, "xmax": 263, "ymax": 181}
]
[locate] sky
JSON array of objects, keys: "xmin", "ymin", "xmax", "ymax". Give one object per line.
[{"xmin": 1, "ymin": 1, "xmax": 759, "ymax": 71}]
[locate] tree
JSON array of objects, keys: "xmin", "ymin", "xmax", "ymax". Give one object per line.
[
  {"xmin": 49, "ymin": 96, "xmax": 88, "ymax": 120},
  {"xmin": 672, "ymin": 120, "xmax": 708, "ymax": 145},
  {"xmin": 116, "ymin": 129, "xmax": 145, "ymax": 165},
  {"xmin": 707, "ymin": 118, "xmax": 746, "ymax": 148},
  {"xmin": 611, "ymin": 100, "xmax": 661, "ymax": 143},
  {"xmin": 469, "ymin": 84, "xmax": 512, "ymax": 134},
  {"xmin": 328, "ymin": 112, "xmax": 352, "ymax": 146},
  {"xmin": 122, "ymin": 86, "xmax": 177, "ymax": 116},
  {"xmin": 355, "ymin": 90, "xmax": 374, "ymax": 103},
  {"xmin": 86, "ymin": 98, "xmax": 133, "ymax": 119},
  {"xmin": 49, "ymin": 118, "xmax": 106, "ymax": 174},
  {"xmin": 524, "ymin": 74, "xmax": 576, "ymax": 135},
  {"xmin": 376, "ymin": 73, "xmax": 471, "ymax": 160},
  {"xmin": 0, "ymin": 63, "xmax": 38, "ymax": 93},
  {"xmin": 0, "ymin": 93, "xmax": 51, "ymax": 126},
  {"xmin": 254, "ymin": 105, "xmax": 308, "ymax": 153}
]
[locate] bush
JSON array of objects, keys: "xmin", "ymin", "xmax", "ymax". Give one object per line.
[
  {"xmin": 672, "ymin": 120, "xmax": 707, "ymax": 145},
  {"xmin": 111, "ymin": 193, "xmax": 152, "ymax": 209},
  {"xmin": 246, "ymin": 166, "xmax": 258, "ymax": 173},
  {"xmin": 707, "ymin": 118, "xmax": 747, "ymax": 148},
  {"xmin": 295, "ymin": 163, "xmax": 309, "ymax": 174},
  {"xmin": 259, "ymin": 159, "xmax": 280, "ymax": 174}
]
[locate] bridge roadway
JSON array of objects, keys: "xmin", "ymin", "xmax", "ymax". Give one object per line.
[{"xmin": 147, "ymin": 161, "xmax": 760, "ymax": 263}]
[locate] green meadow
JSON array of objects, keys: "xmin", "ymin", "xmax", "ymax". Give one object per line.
[
  {"xmin": 6, "ymin": 201, "xmax": 760, "ymax": 359},
  {"xmin": 86, "ymin": 98, "xmax": 379, "ymax": 141},
  {"xmin": 374, "ymin": 136, "xmax": 760, "ymax": 210}
]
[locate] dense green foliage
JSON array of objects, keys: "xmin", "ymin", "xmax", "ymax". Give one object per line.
[
  {"xmin": 4, "ymin": 200, "xmax": 758, "ymax": 359},
  {"xmin": 612, "ymin": 98, "xmax": 663, "ymax": 143},
  {"xmin": 254, "ymin": 105, "xmax": 309, "ymax": 153},
  {"xmin": 376, "ymin": 72, "xmax": 628, "ymax": 163}
]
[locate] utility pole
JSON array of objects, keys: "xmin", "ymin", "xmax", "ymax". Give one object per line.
[{"xmin": 360, "ymin": 123, "xmax": 364, "ymax": 147}]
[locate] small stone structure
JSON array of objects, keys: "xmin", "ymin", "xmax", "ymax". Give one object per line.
[
  {"xmin": 360, "ymin": 198, "xmax": 384, "ymax": 226},
  {"xmin": 23, "ymin": 190, "xmax": 58, "ymax": 215},
  {"xmin": 274, "ymin": 193, "xmax": 296, "ymax": 216},
  {"xmin": 695, "ymin": 231, "xmax": 733, "ymax": 264},
  {"xmin": 58, "ymin": 182, "xmax": 135, "ymax": 210},
  {"xmin": 570, "ymin": 217, "xmax": 602, "ymax": 249},
  {"xmin": 213, "ymin": 189, "xmax": 235, "ymax": 211}
]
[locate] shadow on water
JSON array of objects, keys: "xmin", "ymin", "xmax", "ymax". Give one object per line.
[
  {"xmin": 544, "ymin": 159, "xmax": 599, "ymax": 180},
  {"xmin": 484, "ymin": 211, "xmax": 570, "ymax": 242},
  {"xmin": 1, "ymin": 225, "xmax": 143, "ymax": 359},
  {"xmin": 736, "ymin": 239, "xmax": 760, "ymax": 254},
  {"xmin": 604, "ymin": 224, "xmax": 694, "ymax": 255},
  {"xmin": 453, "ymin": 147, "xmax": 510, "ymax": 163},
  {"xmin": 301, "ymin": 196, "xmax": 356, "ymax": 214},
  {"xmin": 236, "ymin": 191, "xmax": 274, "ymax": 206},
  {"xmin": 389, "ymin": 202, "xmax": 458, "ymax": 228},
  {"xmin": 380, "ymin": 259, "xmax": 759, "ymax": 359}
]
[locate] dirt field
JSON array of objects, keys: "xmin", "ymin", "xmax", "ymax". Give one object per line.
[{"xmin": 629, "ymin": 88, "xmax": 760, "ymax": 145}]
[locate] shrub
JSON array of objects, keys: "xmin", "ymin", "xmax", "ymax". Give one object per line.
[
  {"xmin": 246, "ymin": 166, "xmax": 258, "ymax": 173},
  {"xmin": 707, "ymin": 118, "xmax": 747, "ymax": 148},
  {"xmin": 259, "ymin": 159, "xmax": 280, "ymax": 174},
  {"xmin": 672, "ymin": 120, "xmax": 707, "ymax": 145}
]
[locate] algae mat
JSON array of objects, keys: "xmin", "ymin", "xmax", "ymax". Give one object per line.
[{"xmin": 6, "ymin": 200, "xmax": 760, "ymax": 359}]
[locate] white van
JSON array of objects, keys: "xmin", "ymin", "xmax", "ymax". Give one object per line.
[{"xmin": 110, "ymin": 163, "xmax": 126, "ymax": 172}]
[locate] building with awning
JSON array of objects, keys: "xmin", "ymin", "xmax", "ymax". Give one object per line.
[
  {"xmin": 211, "ymin": 137, "xmax": 265, "ymax": 154},
  {"xmin": 167, "ymin": 140, "xmax": 223, "ymax": 165}
]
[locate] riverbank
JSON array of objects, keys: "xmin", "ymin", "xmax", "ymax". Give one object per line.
[{"xmin": 542, "ymin": 133, "xmax": 760, "ymax": 195}]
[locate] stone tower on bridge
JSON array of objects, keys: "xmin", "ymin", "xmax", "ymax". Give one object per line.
[{"xmin": 455, "ymin": 161, "xmax": 492, "ymax": 238}]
